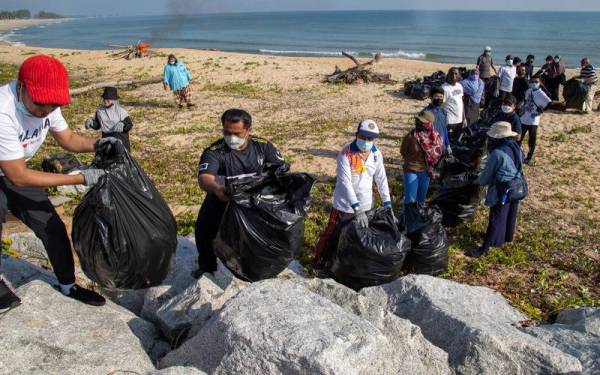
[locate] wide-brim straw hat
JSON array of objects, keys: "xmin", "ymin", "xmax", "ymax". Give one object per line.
[{"xmin": 487, "ymin": 121, "xmax": 518, "ymax": 139}]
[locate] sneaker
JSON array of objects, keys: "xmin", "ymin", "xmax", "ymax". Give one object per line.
[
  {"xmin": 0, "ymin": 277, "xmax": 21, "ymax": 313},
  {"xmin": 524, "ymin": 156, "xmax": 535, "ymax": 165},
  {"xmin": 64, "ymin": 284, "xmax": 106, "ymax": 306},
  {"xmin": 467, "ymin": 247, "xmax": 488, "ymax": 258}
]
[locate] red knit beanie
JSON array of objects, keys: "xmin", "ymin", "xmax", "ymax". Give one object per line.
[{"xmin": 18, "ymin": 55, "xmax": 70, "ymax": 106}]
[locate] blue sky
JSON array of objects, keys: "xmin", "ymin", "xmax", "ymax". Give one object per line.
[{"xmin": 4, "ymin": 0, "xmax": 600, "ymax": 16}]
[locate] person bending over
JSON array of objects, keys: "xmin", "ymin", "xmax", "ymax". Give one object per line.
[
  {"xmin": 194, "ymin": 109, "xmax": 285, "ymax": 277},
  {"xmin": 0, "ymin": 55, "xmax": 109, "ymax": 312}
]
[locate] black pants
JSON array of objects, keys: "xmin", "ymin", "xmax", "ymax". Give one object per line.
[
  {"xmin": 0, "ymin": 177, "xmax": 75, "ymax": 285},
  {"xmin": 482, "ymin": 201, "xmax": 519, "ymax": 253},
  {"xmin": 545, "ymin": 76, "xmax": 561, "ymax": 101},
  {"xmin": 194, "ymin": 194, "xmax": 227, "ymax": 271},
  {"xmin": 102, "ymin": 131, "xmax": 131, "ymax": 151},
  {"xmin": 519, "ymin": 125, "xmax": 538, "ymax": 158},
  {"xmin": 448, "ymin": 122, "xmax": 463, "ymax": 144}
]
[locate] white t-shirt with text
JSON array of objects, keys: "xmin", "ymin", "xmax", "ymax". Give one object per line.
[
  {"xmin": 442, "ymin": 82, "xmax": 464, "ymax": 124},
  {"xmin": 0, "ymin": 81, "xmax": 68, "ymax": 175},
  {"xmin": 520, "ymin": 88, "xmax": 552, "ymax": 126}
]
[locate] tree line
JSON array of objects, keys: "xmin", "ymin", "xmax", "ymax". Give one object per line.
[{"xmin": 0, "ymin": 9, "xmax": 64, "ymax": 20}]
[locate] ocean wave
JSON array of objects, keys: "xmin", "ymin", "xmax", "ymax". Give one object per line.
[
  {"xmin": 379, "ymin": 50, "xmax": 427, "ymax": 59},
  {"xmin": 259, "ymin": 49, "xmax": 358, "ymax": 56}
]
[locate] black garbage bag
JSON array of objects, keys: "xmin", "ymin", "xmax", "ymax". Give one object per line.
[
  {"xmin": 410, "ymin": 83, "xmax": 431, "ymax": 100},
  {"xmin": 331, "ymin": 207, "xmax": 410, "ymax": 291},
  {"xmin": 214, "ymin": 172, "xmax": 315, "ymax": 282},
  {"xmin": 72, "ymin": 141, "xmax": 176, "ymax": 289},
  {"xmin": 402, "ymin": 204, "xmax": 449, "ymax": 275},
  {"xmin": 432, "ymin": 183, "xmax": 483, "ymax": 227},
  {"xmin": 42, "ymin": 153, "xmax": 82, "ymax": 174},
  {"xmin": 404, "ymin": 80, "xmax": 418, "ymax": 96},
  {"xmin": 563, "ymin": 78, "xmax": 589, "ymax": 110}
]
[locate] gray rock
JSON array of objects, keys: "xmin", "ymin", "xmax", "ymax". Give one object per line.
[
  {"xmin": 296, "ymin": 278, "xmax": 451, "ymax": 374},
  {"xmin": 0, "ymin": 253, "xmax": 55, "ymax": 288},
  {"xmin": 361, "ymin": 275, "xmax": 583, "ymax": 374},
  {"xmin": 276, "ymin": 260, "xmax": 307, "ymax": 279},
  {"xmin": 523, "ymin": 308, "xmax": 599, "ymax": 374},
  {"xmin": 161, "ymin": 279, "xmax": 445, "ymax": 374},
  {"xmin": 6, "ymin": 232, "xmax": 48, "ymax": 264},
  {"xmin": 147, "ymin": 367, "xmax": 206, "ymax": 375},
  {"xmin": 155, "ymin": 271, "xmax": 248, "ymax": 344},
  {"xmin": 0, "ymin": 281, "xmax": 155, "ymax": 375}
]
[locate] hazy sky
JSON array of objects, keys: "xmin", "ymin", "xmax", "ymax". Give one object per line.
[{"xmin": 4, "ymin": 0, "xmax": 600, "ymax": 16}]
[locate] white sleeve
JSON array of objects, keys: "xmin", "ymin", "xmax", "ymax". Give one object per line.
[
  {"xmin": 442, "ymin": 85, "xmax": 450, "ymax": 101},
  {"xmin": 0, "ymin": 114, "xmax": 25, "ymax": 161},
  {"xmin": 336, "ymin": 152, "xmax": 359, "ymax": 209},
  {"xmin": 49, "ymin": 107, "xmax": 68, "ymax": 133},
  {"xmin": 374, "ymin": 152, "xmax": 391, "ymax": 204}
]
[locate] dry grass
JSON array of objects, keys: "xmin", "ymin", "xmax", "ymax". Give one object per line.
[{"xmin": 1, "ymin": 44, "xmax": 598, "ymax": 320}]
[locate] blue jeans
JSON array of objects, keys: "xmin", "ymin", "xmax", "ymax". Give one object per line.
[{"xmin": 403, "ymin": 171, "xmax": 430, "ymax": 204}]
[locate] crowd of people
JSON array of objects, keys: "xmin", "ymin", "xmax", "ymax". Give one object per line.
[{"xmin": 0, "ymin": 49, "xmax": 595, "ymax": 312}]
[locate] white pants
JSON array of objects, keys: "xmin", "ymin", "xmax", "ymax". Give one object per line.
[{"xmin": 583, "ymin": 84, "xmax": 596, "ymax": 113}]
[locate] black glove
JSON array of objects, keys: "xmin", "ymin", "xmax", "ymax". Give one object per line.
[{"xmin": 94, "ymin": 137, "xmax": 125, "ymax": 156}]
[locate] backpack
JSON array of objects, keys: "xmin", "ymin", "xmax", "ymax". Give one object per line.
[{"xmin": 496, "ymin": 146, "xmax": 528, "ymax": 204}]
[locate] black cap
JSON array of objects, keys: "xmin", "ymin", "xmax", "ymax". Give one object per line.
[{"xmin": 101, "ymin": 87, "xmax": 119, "ymax": 100}]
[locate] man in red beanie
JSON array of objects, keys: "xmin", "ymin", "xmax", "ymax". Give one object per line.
[{"xmin": 0, "ymin": 55, "xmax": 111, "ymax": 311}]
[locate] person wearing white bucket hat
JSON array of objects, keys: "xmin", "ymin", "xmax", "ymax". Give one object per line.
[
  {"xmin": 313, "ymin": 119, "xmax": 392, "ymax": 271},
  {"xmin": 472, "ymin": 121, "xmax": 525, "ymax": 258}
]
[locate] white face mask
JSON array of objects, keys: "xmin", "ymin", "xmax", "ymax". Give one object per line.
[
  {"xmin": 224, "ymin": 135, "xmax": 247, "ymax": 151},
  {"xmin": 501, "ymin": 105, "xmax": 514, "ymax": 114}
]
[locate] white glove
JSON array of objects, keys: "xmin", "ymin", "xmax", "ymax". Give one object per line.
[
  {"xmin": 446, "ymin": 145, "xmax": 453, "ymax": 155},
  {"xmin": 84, "ymin": 118, "xmax": 94, "ymax": 130},
  {"xmin": 80, "ymin": 168, "xmax": 106, "ymax": 186},
  {"xmin": 355, "ymin": 211, "xmax": 369, "ymax": 229}
]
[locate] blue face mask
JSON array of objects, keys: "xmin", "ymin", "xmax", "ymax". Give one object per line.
[
  {"xmin": 356, "ymin": 138, "xmax": 374, "ymax": 152},
  {"xmin": 16, "ymin": 101, "xmax": 33, "ymax": 117}
]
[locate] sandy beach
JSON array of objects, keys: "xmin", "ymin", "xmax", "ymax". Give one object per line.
[
  {"xmin": 0, "ymin": 41, "xmax": 598, "ymax": 315},
  {"xmin": 0, "ymin": 18, "xmax": 68, "ymax": 44}
]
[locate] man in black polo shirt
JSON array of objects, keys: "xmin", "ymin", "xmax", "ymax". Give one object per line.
[{"xmin": 194, "ymin": 108, "xmax": 285, "ymax": 277}]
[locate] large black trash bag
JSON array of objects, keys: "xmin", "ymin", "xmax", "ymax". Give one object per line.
[
  {"xmin": 433, "ymin": 182, "xmax": 483, "ymax": 227},
  {"xmin": 563, "ymin": 78, "xmax": 589, "ymax": 110},
  {"xmin": 331, "ymin": 207, "xmax": 410, "ymax": 291},
  {"xmin": 214, "ymin": 171, "xmax": 315, "ymax": 282},
  {"xmin": 72, "ymin": 141, "xmax": 176, "ymax": 289},
  {"xmin": 402, "ymin": 204, "xmax": 449, "ymax": 276}
]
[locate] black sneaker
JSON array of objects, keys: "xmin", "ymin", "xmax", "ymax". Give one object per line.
[
  {"xmin": 0, "ymin": 277, "xmax": 21, "ymax": 313},
  {"xmin": 64, "ymin": 284, "xmax": 106, "ymax": 306},
  {"xmin": 467, "ymin": 247, "xmax": 488, "ymax": 258}
]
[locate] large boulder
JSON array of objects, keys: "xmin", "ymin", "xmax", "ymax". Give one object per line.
[
  {"xmin": 523, "ymin": 307, "xmax": 600, "ymax": 374},
  {"xmin": 0, "ymin": 280, "xmax": 156, "ymax": 375},
  {"xmin": 161, "ymin": 279, "xmax": 447, "ymax": 374},
  {"xmin": 0, "ymin": 253, "xmax": 55, "ymax": 288},
  {"xmin": 295, "ymin": 278, "xmax": 451, "ymax": 374},
  {"xmin": 361, "ymin": 275, "xmax": 583, "ymax": 374},
  {"xmin": 154, "ymin": 271, "xmax": 248, "ymax": 344}
]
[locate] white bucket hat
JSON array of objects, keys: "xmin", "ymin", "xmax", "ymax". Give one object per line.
[
  {"xmin": 487, "ymin": 121, "xmax": 518, "ymax": 139},
  {"xmin": 484, "ymin": 46, "xmax": 492, "ymax": 52}
]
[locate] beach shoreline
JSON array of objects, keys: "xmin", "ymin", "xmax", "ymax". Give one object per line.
[{"xmin": 0, "ymin": 18, "xmax": 72, "ymax": 45}]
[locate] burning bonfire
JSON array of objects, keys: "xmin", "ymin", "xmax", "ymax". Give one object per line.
[{"xmin": 109, "ymin": 41, "xmax": 156, "ymax": 60}]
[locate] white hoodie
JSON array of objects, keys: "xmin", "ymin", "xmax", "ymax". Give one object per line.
[{"xmin": 332, "ymin": 142, "xmax": 391, "ymax": 213}]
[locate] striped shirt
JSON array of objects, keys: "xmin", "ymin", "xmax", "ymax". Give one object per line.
[{"xmin": 581, "ymin": 64, "xmax": 598, "ymax": 84}]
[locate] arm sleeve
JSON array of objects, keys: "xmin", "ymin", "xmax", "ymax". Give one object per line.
[
  {"xmin": 163, "ymin": 65, "xmax": 170, "ymax": 84},
  {"xmin": 186, "ymin": 66, "xmax": 192, "ymax": 81},
  {"xmin": 91, "ymin": 112, "xmax": 101, "ymax": 130},
  {"xmin": 0, "ymin": 115, "xmax": 25, "ymax": 161},
  {"xmin": 198, "ymin": 149, "xmax": 221, "ymax": 177},
  {"xmin": 513, "ymin": 114, "xmax": 522, "ymax": 135},
  {"xmin": 400, "ymin": 134, "xmax": 410, "ymax": 158},
  {"xmin": 122, "ymin": 116, "xmax": 133, "ymax": 133},
  {"xmin": 49, "ymin": 108, "xmax": 68, "ymax": 132},
  {"xmin": 337, "ymin": 152, "xmax": 359, "ymax": 209},
  {"xmin": 264, "ymin": 142, "xmax": 285, "ymax": 166},
  {"xmin": 476, "ymin": 151, "xmax": 499, "ymax": 186},
  {"xmin": 374, "ymin": 152, "xmax": 391, "ymax": 204}
]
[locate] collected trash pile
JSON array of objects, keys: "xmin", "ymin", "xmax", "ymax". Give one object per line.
[
  {"xmin": 433, "ymin": 121, "xmax": 490, "ymax": 227},
  {"xmin": 72, "ymin": 141, "xmax": 177, "ymax": 289},
  {"xmin": 402, "ymin": 68, "xmax": 468, "ymax": 100},
  {"xmin": 214, "ymin": 165, "xmax": 315, "ymax": 281}
]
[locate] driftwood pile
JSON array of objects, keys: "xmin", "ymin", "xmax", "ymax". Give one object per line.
[
  {"xmin": 109, "ymin": 41, "xmax": 157, "ymax": 60},
  {"xmin": 325, "ymin": 52, "xmax": 396, "ymax": 84}
]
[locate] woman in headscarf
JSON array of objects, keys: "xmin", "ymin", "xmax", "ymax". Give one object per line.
[
  {"xmin": 461, "ymin": 69, "xmax": 485, "ymax": 126},
  {"xmin": 400, "ymin": 110, "xmax": 443, "ymax": 205},
  {"xmin": 84, "ymin": 87, "xmax": 133, "ymax": 151},
  {"xmin": 472, "ymin": 121, "xmax": 525, "ymax": 257}
]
